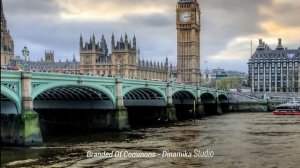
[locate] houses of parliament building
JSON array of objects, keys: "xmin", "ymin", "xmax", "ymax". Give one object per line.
[
  {"xmin": 79, "ymin": 33, "xmax": 171, "ymax": 81},
  {"xmin": 1, "ymin": 0, "xmax": 202, "ymax": 85}
]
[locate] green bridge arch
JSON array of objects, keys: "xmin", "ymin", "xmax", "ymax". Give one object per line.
[
  {"xmin": 1, "ymin": 86, "xmax": 21, "ymax": 114},
  {"xmin": 123, "ymin": 86, "xmax": 167, "ymax": 104},
  {"xmin": 172, "ymin": 89, "xmax": 197, "ymax": 99},
  {"xmin": 32, "ymin": 82, "xmax": 116, "ymax": 107}
]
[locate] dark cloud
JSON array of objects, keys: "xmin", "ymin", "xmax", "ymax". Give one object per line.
[
  {"xmin": 3, "ymin": 0, "xmax": 299, "ymax": 72},
  {"xmin": 262, "ymin": 2, "xmax": 300, "ymax": 27},
  {"xmin": 5, "ymin": 0, "xmax": 61, "ymax": 17},
  {"xmin": 123, "ymin": 13, "xmax": 174, "ymax": 28}
]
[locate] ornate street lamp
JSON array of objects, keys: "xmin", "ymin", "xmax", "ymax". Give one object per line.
[{"xmin": 22, "ymin": 46, "xmax": 30, "ymax": 61}]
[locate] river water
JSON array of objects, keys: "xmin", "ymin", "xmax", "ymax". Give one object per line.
[{"xmin": 1, "ymin": 113, "xmax": 300, "ymax": 168}]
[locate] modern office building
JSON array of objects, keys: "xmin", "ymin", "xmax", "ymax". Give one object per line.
[{"xmin": 248, "ymin": 38, "xmax": 300, "ymax": 92}]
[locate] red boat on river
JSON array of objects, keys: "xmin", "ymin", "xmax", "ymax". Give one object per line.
[{"xmin": 273, "ymin": 100, "xmax": 300, "ymax": 115}]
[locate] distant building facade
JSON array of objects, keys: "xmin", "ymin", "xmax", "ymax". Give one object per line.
[
  {"xmin": 1, "ymin": 0, "xmax": 14, "ymax": 66},
  {"xmin": 10, "ymin": 50, "xmax": 80, "ymax": 73},
  {"xmin": 202, "ymin": 68, "xmax": 247, "ymax": 87},
  {"xmin": 248, "ymin": 38, "xmax": 300, "ymax": 92}
]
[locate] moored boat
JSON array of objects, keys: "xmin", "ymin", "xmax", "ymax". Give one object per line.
[{"xmin": 273, "ymin": 100, "xmax": 300, "ymax": 115}]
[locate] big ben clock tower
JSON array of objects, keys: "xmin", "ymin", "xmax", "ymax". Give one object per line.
[{"xmin": 176, "ymin": 0, "xmax": 200, "ymax": 85}]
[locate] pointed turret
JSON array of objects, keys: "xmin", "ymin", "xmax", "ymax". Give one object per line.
[
  {"xmin": 125, "ymin": 33, "xmax": 128, "ymax": 42},
  {"xmin": 80, "ymin": 34, "xmax": 83, "ymax": 50},
  {"xmin": 133, "ymin": 35, "xmax": 136, "ymax": 49},
  {"xmin": 101, "ymin": 34, "xmax": 105, "ymax": 41},
  {"xmin": 111, "ymin": 33, "xmax": 115, "ymax": 50},
  {"xmin": 100, "ymin": 34, "xmax": 105, "ymax": 47},
  {"xmin": 91, "ymin": 34, "xmax": 96, "ymax": 50},
  {"xmin": 165, "ymin": 57, "xmax": 169, "ymax": 69},
  {"xmin": 1, "ymin": 0, "xmax": 3, "ymax": 16},
  {"xmin": 120, "ymin": 35, "xmax": 123, "ymax": 43},
  {"xmin": 72, "ymin": 54, "xmax": 76, "ymax": 62},
  {"xmin": 92, "ymin": 34, "xmax": 95, "ymax": 43},
  {"xmin": 1, "ymin": 0, "xmax": 7, "ymax": 33},
  {"xmin": 89, "ymin": 36, "xmax": 92, "ymax": 44}
]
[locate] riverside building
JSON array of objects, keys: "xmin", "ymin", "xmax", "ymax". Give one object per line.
[{"xmin": 248, "ymin": 38, "xmax": 300, "ymax": 92}]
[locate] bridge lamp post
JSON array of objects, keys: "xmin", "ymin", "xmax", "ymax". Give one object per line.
[
  {"xmin": 215, "ymin": 75, "xmax": 219, "ymax": 89},
  {"xmin": 266, "ymin": 97, "xmax": 269, "ymax": 112},
  {"xmin": 22, "ymin": 46, "xmax": 30, "ymax": 62}
]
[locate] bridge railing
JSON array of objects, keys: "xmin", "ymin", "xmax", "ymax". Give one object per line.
[
  {"xmin": 1, "ymin": 70, "xmax": 21, "ymax": 78},
  {"xmin": 1, "ymin": 70, "xmax": 228, "ymax": 95}
]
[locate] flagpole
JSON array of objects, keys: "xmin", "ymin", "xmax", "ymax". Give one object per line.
[{"xmin": 251, "ymin": 36, "xmax": 253, "ymax": 56}]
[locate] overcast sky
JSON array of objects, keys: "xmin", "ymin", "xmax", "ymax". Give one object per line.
[{"xmin": 3, "ymin": 0, "xmax": 300, "ymax": 72}]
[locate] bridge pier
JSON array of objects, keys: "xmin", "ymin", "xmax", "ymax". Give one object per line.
[
  {"xmin": 21, "ymin": 72, "xmax": 43, "ymax": 146},
  {"xmin": 196, "ymin": 89, "xmax": 205, "ymax": 118},
  {"xmin": 113, "ymin": 107, "xmax": 130, "ymax": 130},
  {"xmin": 216, "ymin": 102, "xmax": 223, "ymax": 115},
  {"xmin": 195, "ymin": 103, "xmax": 205, "ymax": 118},
  {"xmin": 166, "ymin": 83, "xmax": 177, "ymax": 121},
  {"xmin": 165, "ymin": 105, "xmax": 177, "ymax": 121},
  {"xmin": 2, "ymin": 72, "xmax": 43, "ymax": 146},
  {"xmin": 113, "ymin": 78, "xmax": 130, "ymax": 130}
]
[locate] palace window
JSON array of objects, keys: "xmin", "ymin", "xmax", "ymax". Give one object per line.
[
  {"xmin": 260, "ymin": 69, "xmax": 263, "ymax": 73},
  {"xmin": 283, "ymin": 63, "xmax": 286, "ymax": 67},
  {"xmin": 271, "ymin": 69, "xmax": 275, "ymax": 73}
]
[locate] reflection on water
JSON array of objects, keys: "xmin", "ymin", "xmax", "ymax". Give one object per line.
[{"xmin": 1, "ymin": 113, "xmax": 300, "ymax": 168}]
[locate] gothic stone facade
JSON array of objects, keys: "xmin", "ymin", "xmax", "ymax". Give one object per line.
[
  {"xmin": 1, "ymin": 0, "xmax": 14, "ymax": 66},
  {"xmin": 80, "ymin": 34, "xmax": 170, "ymax": 81},
  {"xmin": 176, "ymin": 0, "xmax": 201, "ymax": 85},
  {"xmin": 248, "ymin": 38, "xmax": 300, "ymax": 92}
]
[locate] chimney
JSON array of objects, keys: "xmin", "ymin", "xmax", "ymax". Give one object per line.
[
  {"xmin": 276, "ymin": 38, "xmax": 284, "ymax": 50},
  {"xmin": 259, "ymin": 38, "xmax": 262, "ymax": 46},
  {"xmin": 278, "ymin": 38, "xmax": 282, "ymax": 46},
  {"xmin": 257, "ymin": 38, "xmax": 265, "ymax": 50}
]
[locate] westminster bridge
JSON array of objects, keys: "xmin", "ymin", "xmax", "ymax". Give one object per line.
[{"xmin": 1, "ymin": 70, "xmax": 229, "ymax": 146}]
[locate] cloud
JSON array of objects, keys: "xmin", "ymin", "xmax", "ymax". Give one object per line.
[
  {"xmin": 3, "ymin": 0, "xmax": 299, "ymax": 73},
  {"xmin": 257, "ymin": 0, "xmax": 300, "ymax": 49},
  {"xmin": 260, "ymin": 0, "xmax": 300, "ymax": 27},
  {"xmin": 56, "ymin": 0, "xmax": 173, "ymax": 21}
]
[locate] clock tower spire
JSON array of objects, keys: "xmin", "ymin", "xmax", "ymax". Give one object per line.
[{"xmin": 176, "ymin": 0, "xmax": 201, "ymax": 85}]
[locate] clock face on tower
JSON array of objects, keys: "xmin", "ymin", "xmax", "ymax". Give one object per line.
[{"xmin": 180, "ymin": 11, "xmax": 191, "ymax": 23}]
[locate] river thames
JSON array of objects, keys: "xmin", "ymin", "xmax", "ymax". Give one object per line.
[{"xmin": 1, "ymin": 112, "xmax": 300, "ymax": 168}]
